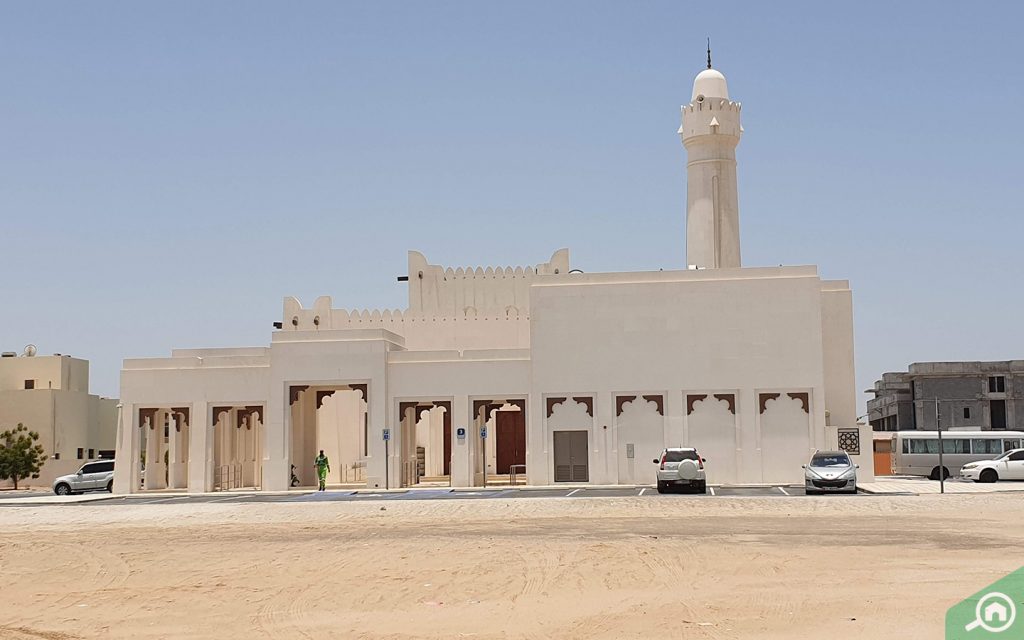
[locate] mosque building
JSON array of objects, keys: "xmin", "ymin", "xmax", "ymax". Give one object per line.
[{"xmin": 113, "ymin": 56, "xmax": 871, "ymax": 493}]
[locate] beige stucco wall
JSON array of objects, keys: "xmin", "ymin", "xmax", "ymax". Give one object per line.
[
  {"xmin": 820, "ymin": 281, "xmax": 857, "ymax": 427},
  {"xmin": 528, "ymin": 266, "xmax": 833, "ymax": 485},
  {"xmin": 0, "ymin": 355, "xmax": 89, "ymax": 393},
  {"xmin": 0, "ymin": 388, "xmax": 117, "ymax": 488}
]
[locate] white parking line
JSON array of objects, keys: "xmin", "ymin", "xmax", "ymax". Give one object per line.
[
  {"xmin": 777, "ymin": 486, "xmax": 790, "ymax": 496},
  {"xmin": 709, "ymin": 486, "xmax": 716, "ymax": 496},
  {"xmin": 638, "ymin": 488, "xmax": 646, "ymax": 496},
  {"xmin": 144, "ymin": 496, "xmax": 190, "ymax": 504},
  {"xmin": 566, "ymin": 488, "xmax": 581, "ymax": 497}
]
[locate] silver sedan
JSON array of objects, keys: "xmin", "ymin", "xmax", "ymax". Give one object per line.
[{"xmin": 802, "ymin": 451, "xmax": 858, "ymax": 495}]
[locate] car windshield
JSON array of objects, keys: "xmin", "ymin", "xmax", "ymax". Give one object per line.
[
  {"xmin": 810, "ymin": 454, "xmax": 849, "ymax": 467},
  {"xmin": 664, "ymin": 450, "xmax": 698, "ymax": 462}
]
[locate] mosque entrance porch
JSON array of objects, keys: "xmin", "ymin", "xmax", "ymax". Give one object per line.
[
  {"xmin": 136, "ymin": 408, "xmax": 190, "ymax": 492},
  {"xmin": 398, "ymin": 401, "xmax": 451, "ymax": 487},
  {"xmin": 474, "ymin": 399, "xmax": 527, "ymax": 485},
  {"xmin": 288, "ymin": 384, "xmax": 368, "ymax": 489},
  {"xmin": 211, "ymin": 406, "xmax": 264, "ymax": 490}
]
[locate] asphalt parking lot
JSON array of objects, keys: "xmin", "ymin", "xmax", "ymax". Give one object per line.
[{"xmin": 0, "ymin": 484, "xmax": 868, "ymax": 507}]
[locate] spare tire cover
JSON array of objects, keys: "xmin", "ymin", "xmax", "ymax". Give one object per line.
[{"xmin": 677, "ymin": 459, "xmax": 699, "ymax": 480}]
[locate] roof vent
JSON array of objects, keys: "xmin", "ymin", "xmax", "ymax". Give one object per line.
[{"xmin": 1, "ymin": 352, "xmax": 16, "ymax": 358}]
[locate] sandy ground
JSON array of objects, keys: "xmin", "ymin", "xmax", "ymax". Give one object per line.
[{"xmin": 1, "ymin": 494, "xmax": 1021, "ymax": 639}]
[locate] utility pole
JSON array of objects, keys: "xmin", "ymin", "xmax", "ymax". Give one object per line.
[{"xmin": 936, "ymin": 398, "xmax": 945, "ymax": 494}]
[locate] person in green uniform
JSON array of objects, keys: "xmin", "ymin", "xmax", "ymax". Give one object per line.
[{"xmin": 314, "ymin": 450, "xmax": 330, "ymax": 491}]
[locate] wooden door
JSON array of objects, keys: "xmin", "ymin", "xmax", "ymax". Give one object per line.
[{"xmin": 496, "ymin": 411, "xmax": 526, "ymax": 475}]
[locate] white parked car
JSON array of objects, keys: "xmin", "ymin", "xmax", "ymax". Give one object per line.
[
  {"xmin": 653, "ymin": 447, "xmax": 707, "ymax": 494},
  {"xmin": 53, "ymin": 460, "xmax": 115, "ymax": 495},
  {"xmin": 961, "ymin": 449, "xmax": 1024, "ymax": 483}
]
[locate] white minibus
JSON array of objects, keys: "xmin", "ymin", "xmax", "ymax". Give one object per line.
[{"xmin": 890, "ymin": 430, "xmax": 1024, "ymax": 479}]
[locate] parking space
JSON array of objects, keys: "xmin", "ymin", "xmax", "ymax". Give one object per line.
[
  {"xmin": 0, "ymin": 484, "xmax": 878, "ymax": 507},
  {"xmin": 569, "ymin": 487, "xmax": 646, "ymax": 498},
  {"xmin": 715, "ymin": 486, "xmax": 794, "ymax": 497}
]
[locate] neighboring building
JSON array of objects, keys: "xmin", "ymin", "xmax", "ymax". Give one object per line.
[
  {"xmin": 0, "ymin": 349, "xmax": 118, "ymax": 488},
  {"xmin": 113, "ymin": 57, "xmax": 871, "ymax": 495},
  {"xmin": 867, "ymin": 361, "xmax": 1023, "ymax": 431}
]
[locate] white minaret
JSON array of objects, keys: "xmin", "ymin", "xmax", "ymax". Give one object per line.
[{"xmin": 680, "ymin": 47, "xmax": 742, "ymax": 269}]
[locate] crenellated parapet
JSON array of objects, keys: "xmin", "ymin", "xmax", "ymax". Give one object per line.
[
  {"xmin": 679, "ymin": 99, "xmax": 742, "ymax": 142},
  {"xmin": 281, "ymin": 296, "xmax": 532, "ymax": 351},
  {"xmin": 407, "ymin": 248, "xmax": 568, "ymax": 317},
  {"xmin": 281, "ymin": 299, "xmax": 529, "ymax": 329},
  {"xmin": 278, "ymin": 249, "xmax": 567, "ymax": 350}
]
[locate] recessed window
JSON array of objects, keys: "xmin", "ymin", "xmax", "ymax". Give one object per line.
[
  {"xmin": 963, "ymin": 407, "xmax": 971, "ymax": 420},
  {"xmin": 24, "ymin": 379, "xmax": 34, "ymax": 389},
  {"xmin": 53, "ymin": 452, "xmax": 60, "ymax": 460},
  {"xmin": 991, "ymin": 400, "xmax": 1007, "ymax": 429},
  {"xmin": 77, "ymin": 448, "xmax": 84, "ymax": 460},
  {"xmin": 88, "ymin": 449, "xmax": 94, "ymax": 459},
  {"xmin": 989, "ymin": 376, "xmax": 1006, "ymax": 393}
]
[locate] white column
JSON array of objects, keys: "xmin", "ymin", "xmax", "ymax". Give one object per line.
[
  {"xmin": 366, "ymin": 385, "xmax": 391, "ymax": 489},
  {"xmin": 187, "ymin": 402, "xmax": 212, "ymax": 493},
  {"xmin": 262, "ymin": 385, "xmax": 290, "ymax": 492},
  {"xmin": 144, "ymin": 411, "xmax": 164, "ymax": 490},
  {"xmin": 112, "ymin": 402, "xmax": 136, "ymax": 494},
  {"xmin": 526, "ymin": 394, "xmax": 546, "ymax": 486},
  {"xmin": 450, "ymin": 395, "xmax": 471, "ymax": 487},
  {"xmin": 167, "ymin": 413, "xmax": 181, "ymax": 489}
]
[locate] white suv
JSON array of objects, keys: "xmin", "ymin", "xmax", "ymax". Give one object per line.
[
  {"xmin": 52, "ymin": 460, "xmax": 116, "ymax": 495},
  {"xmin": 653, "ymin": 448, "xmax": 707, "ymax": 494}
]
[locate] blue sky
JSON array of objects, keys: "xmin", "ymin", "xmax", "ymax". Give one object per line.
[{"xmin": 2, "ymin": 2, "xmax": 1022, "ymax": 412}]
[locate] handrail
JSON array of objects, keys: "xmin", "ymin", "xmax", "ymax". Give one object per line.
[{"xmin": 509, "ymin": 464, "xmax": 526, "ymax": 486}]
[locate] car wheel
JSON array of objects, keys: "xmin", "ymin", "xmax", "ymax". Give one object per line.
[
  {"xmin": 106, "ymin": 480, "xmax": 114, "ymax": 493},
  {"xmin": 54, "ymin": 483, "xmax": 71, "ymax": 496},
  {"xmin": 929, "ymin": 466, "xmax": 951, "ymax": 481},
  {"xmin": 980, "ymin": 469, "xmax": 998, "ymax": 484},
  {"xmin": 695, "ymin": 480, "xmax": 707, "ymax": 494},
  {"xmin": 656, "ymin": 481, "xmax": 667, "ymax": 494},
  {"xmin": 805, "ymin": 489, "xmax": 819, "ymax": 496}
]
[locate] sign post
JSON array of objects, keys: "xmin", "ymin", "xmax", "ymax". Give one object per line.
[
  {"xmin": 383, "ymin": 428, "xmax": 391, "ymax": 491},
  {"xmin": 480, "ymin": 426, "xmax": 487, "ymax": 488}
]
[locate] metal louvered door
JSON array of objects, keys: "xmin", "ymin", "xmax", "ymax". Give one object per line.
[{"xmin": 553, "ymin": 431, "xmax": 588, "ymax": 483}]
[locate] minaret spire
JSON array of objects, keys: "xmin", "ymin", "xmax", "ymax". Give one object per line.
[{"xmin": 706, "ymin": 38, "xmax": 712, "ymax": 69}]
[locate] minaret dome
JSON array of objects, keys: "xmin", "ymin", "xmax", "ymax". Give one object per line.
[{"xmin": 691, "ymin": 68, "xmax": 729, "ymax": 101}]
